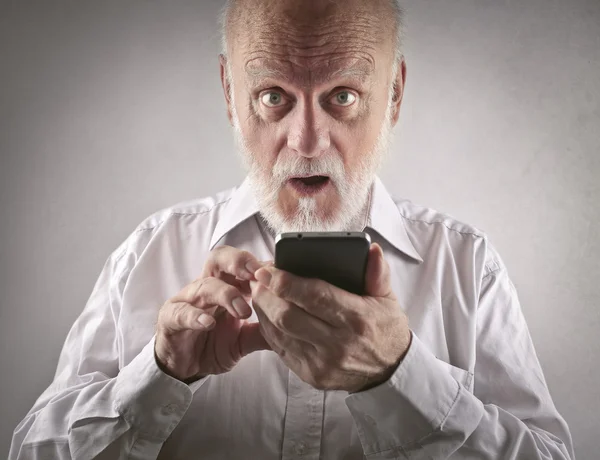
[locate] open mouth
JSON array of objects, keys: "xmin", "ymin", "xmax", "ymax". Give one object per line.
[{"xmin": 288, "ymin": 175, "xmax": 331, "ymax": 194}]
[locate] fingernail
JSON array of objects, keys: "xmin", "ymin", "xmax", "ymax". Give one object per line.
[
  {"xmin": 246, "ymin": 260, "xmax": 262, "ymax": 275},
  {"xmin": 239, "ymin": 268, "xmax": 254, "ymax": 280},
  {"xmin": 197, "ymin": 314, "xmax": 215, "ymax": 328},
  {"xmin": 255, "ymin": 267, "xmax": 272, "ymax": 286},
  {"xmin": 232, "ymin": 297, "xmax": 250, "ymax": 317}
]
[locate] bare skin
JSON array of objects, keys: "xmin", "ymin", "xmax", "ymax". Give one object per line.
[
  {"xmin": 220, "ymin": 0, "xmax": 406, "ymax": 224},
  {"xmin": 155, "ymin": 0, "xmax": 412, "ymax": 390},
  {"xmin": 154, "ymin": 246, "xmax": 270, "ymax": 382}
]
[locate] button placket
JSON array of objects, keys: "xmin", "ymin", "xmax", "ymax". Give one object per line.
[
  {"xmin": 281, "ymin": 370, "xmax": 325, "ymax": 460},
  {"xmin": 294, "ymin": 441, "xmax": 307, "ymax": 455}
]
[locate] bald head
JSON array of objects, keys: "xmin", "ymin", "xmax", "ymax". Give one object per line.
[{"xmin": 220, "ymin": 0, "xmax": 405, "ymax": 63}]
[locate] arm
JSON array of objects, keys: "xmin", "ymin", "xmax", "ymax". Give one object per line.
[
  {"xmin": 345, "ymin": 263, "xmax": 574, "ymax": 459},
  {"xmin": 9, "ymin": 242, "xmax": 205, "ymax": 460}
]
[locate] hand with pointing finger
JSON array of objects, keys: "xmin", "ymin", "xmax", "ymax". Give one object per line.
[
  {"xmin": 250, "ymin": 243, "xmax": 412, "ymax": 393},
  {"xmin": 154, "ymin": 246, "xmax": 271, "ymax": 383}
]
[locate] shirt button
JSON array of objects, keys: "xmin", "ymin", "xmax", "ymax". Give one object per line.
[
  {"xmin": 161, "ymin": 403, "xmax": 178, "ymax": 416},
  {"xmin": 365, "ymin": 414, "xmax": 377, "ymax": 426},
  {"xmin": 294, "ymin": 441, "xmax": 306, "ymax": 455}
]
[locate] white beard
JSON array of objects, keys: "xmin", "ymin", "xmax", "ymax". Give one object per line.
[{"xmin": 231, "ymin": 93, "xmax": 394, "ymax": 235}]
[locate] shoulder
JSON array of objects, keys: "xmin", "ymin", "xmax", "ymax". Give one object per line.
[
  {"xmin": 394, "ymin": 198, "xmax": 503, "ymax": 278},
  {"xmin": 394, "ymin": 198, "xmax": 486, "ymax": 238},
  {"xmin": 133, "ymin": 187, "xmax": 236, "ymax": 233},
  {"xmin": 109, "ymin": 186, "xmax": 238, "ymax": 269}
]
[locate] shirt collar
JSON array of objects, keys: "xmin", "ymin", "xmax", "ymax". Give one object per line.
[
  {"xmin": 210, "ymin": 176, "xmax": 260, "ymax": 250},
  {"xmin": 366, "ymin": 177, "xmax": 423, "ymax": 263},
  {"xmin": 210, "ymin": 175, "xmax": 423, "ymax": 263}
]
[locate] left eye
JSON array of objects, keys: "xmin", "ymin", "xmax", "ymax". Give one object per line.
[{"xmin": 331, "ymin": 91, "xmax": 356, "ymax": 106}]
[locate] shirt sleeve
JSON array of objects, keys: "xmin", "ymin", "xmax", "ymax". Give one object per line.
[
  {"xmin": 345, "ymin": 263, "xmax": 575, "ymax": 459},
  {"xmin": 9, "ymin": 236, "xmax": 210, "ymax": 460}
]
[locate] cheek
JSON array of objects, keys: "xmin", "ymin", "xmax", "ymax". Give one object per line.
[
  {"xmin": 333, "ymin": 120, "xmax": 379, "ymax": 169},
  {"xmin": 241, "ymin": 115, "xmax": 282, "ymax": 169}
]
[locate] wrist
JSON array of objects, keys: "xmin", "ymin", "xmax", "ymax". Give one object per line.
[
  {"xmin": 154, "ymin": 344, "xmax": 199, "ymax": 384},
  {"xmin": 352, "ymin": 330, "xmax": 413, "ymax": 394}
]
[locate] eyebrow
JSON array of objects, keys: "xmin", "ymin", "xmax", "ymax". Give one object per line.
[
  {"xmin": 329, "ymin": 67, "xmax": 372, "ymax": 81},
  {"xmin": 246, "ymin": 66, "xmax": 286, "ymax": 83}
]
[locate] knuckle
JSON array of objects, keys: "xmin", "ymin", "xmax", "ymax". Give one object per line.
[
  {"xmin": 272, "ymin": 308, "xmax": 294, "ymax": 331},
  {"xmin": 217, "ymin": 247, "xmax": 253, "ymax": 276},
  {"xmin": 271, "ymin": 271, "xmax": 292, "ymax": 297},
  {"xmin": 199, "ymin": 277, "xmax": 240, "ymax": 306},
  {"xmin": 157, "ymin": 305, "xmax": 170, "ymax": 329},
  {"xmin": 203, "ymin": 253, "xmax": 219, "ymax": 273},
  {"xmin": 171, "ymin": 303, "xmax": 188, "ymax": 326},
  {"xmin": 308, "ymin": 363, "xmax": 328, "ymax": 390},
  {"xmin": 158, "ymin": 301, "xmax": 185, "ymax": 330},
  {"xmin": 222, "ymin": 284, "xmax": 240, "ymax": 302},
  {"xmin": 193, "ymin": 277, "xmax": 210, "ymax": 299},
  {"xmin": 237, "ymin": 249, "xmax": 252, "ymax": 264},
  {"xmin": 315, "ymin": 287, "xmax": 332, "ymax": 307},
  {"xmin": 204, "ymin": 245, "xmax": 229, "ymax": 274},
  {"xmin": 345, "ymin": 310, "xmax": 366, "ymax": 334}
]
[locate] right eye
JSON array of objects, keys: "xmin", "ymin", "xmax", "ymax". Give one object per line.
[{"xmin": 260, "ymin": 91, "xmax": 287, "ymax": 107}]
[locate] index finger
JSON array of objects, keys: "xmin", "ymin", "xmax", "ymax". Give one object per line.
[
  {"xmin": 255, "ymin": 266, "xmax": 359, "ymax": 327},
  {"xmin": 202, "ymin": 245, "xmax": 264, "ymax": 281}
]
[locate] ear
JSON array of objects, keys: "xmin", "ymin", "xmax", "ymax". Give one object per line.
[
  {"xmin": 390, "ymin": 57, "xmax": 407, "ymax": 127},
  {"xmin": 219, "ymin": 54, "xmax": 234, "ymax": 126}
]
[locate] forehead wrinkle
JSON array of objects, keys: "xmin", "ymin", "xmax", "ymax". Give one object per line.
[
  {"xmin": 244, "ymin": 58, "xmax": 374, "ymax": 88},
  {"xmin": 228, "ymin": 0, "xmax": 393, "ymax": 61},
  {"xmin": 226, "ymin": 0, "xmax": 399, "ymax": 75},
  {"xmin": 251, "ymin": 25, "xmax": 381, "ymax": 61},
  {"xmin": 245, "ymin": 66, "xmax": 287, "ymax": 84}
]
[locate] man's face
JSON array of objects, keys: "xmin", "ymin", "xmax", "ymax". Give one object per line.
[{"xmin": 221, "ymin": 0, "xmax": 404, "ymax": 233}]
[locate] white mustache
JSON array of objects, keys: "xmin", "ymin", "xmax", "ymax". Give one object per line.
[{"xmin": 272, "ymin": 154, "xmax": 345, "ymax": 185}]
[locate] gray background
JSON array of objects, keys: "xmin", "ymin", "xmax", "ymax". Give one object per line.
[{"xmin": 1, "ymin": 0, "xmax": 598, "ymax": 457}]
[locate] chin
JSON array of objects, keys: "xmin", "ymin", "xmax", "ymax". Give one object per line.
[
  {"xmin": 274, "ymin": 185, "xmax": 342, "ymax": 231},
  {"xmin": 251, "ymin": 172, "xmax": 373, "ymax": 235}
]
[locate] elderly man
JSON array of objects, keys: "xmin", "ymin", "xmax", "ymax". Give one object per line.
[{"xmin": 10, "ymin": 0, "xmax": 574, "ymax": 459}]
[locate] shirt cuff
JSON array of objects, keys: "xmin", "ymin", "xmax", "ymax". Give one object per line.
[
  {"xmin": 114, "ymin": 335, "xmax": 210, "ymax": 440},
  {"xmin": 345, "ymin": 332, "xmax": 482, "ymax": 455}
]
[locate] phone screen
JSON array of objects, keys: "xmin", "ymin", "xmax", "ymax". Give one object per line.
[{"xmin": 274, "ymin": 232, "xmax": 371, "ymax": 295}]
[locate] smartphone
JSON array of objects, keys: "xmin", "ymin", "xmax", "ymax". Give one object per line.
[{"xmin": 274, "ymin": 232, "xmax": 371, "ymax": 295}]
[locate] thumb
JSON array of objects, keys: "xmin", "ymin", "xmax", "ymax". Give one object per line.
[
  {"xmin": 238, "ymin": 321, "xmax": 272, "ymax": 357},
  {"xmin": 364, "ymin": 243, "xmax": 392, "ymax": 298}
]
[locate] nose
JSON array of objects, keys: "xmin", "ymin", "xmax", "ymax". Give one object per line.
[{"xmin": 286, "ymin": 99, "xmax": 330, "ymax": 157}]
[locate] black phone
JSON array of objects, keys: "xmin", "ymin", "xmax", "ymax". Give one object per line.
[{"xmin": 274, "ymin": 232, "xmax": 371, "ymax": 295}]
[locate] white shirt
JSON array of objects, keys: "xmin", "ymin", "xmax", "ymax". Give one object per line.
[{"xmin": 10, "ymin": 176, "xmax": 574, "ymax": 460}]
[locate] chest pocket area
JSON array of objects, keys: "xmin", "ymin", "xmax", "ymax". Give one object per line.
[{"xmin": 436, "ymin": 359, "xmax": 474, "ymax": 393}]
